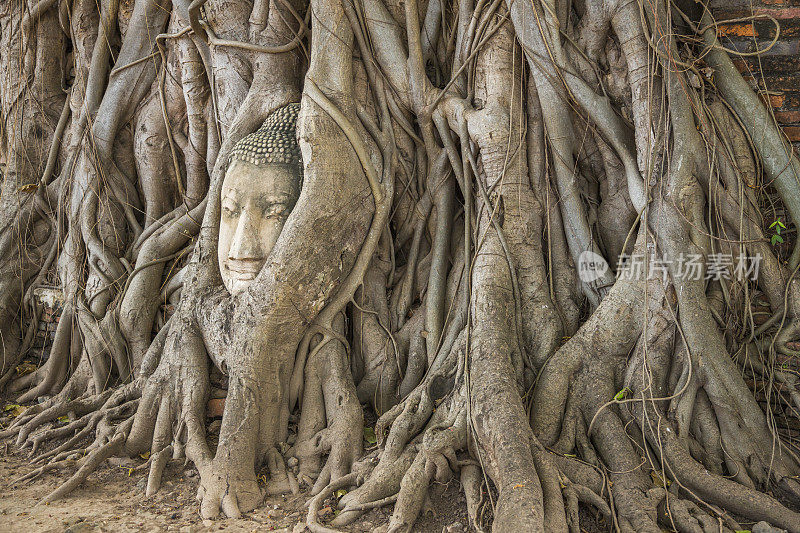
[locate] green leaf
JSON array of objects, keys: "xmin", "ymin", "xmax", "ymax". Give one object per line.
[
  {"xmin": 15, "ymin": 362, "xmax": 36, "ymax": 376},
  {"xmin": 778, "ymin": 220, "xmax": 787, "ymax": 229},
  {"xmin": 334, "ymin": 489, "xmax": 348, "ymax": 498},
  {"xmin": 613, "ymin": 388, "xmax": 629, "ymax": 402},
  {"xmin": 363, "ymin": 426, "xmax": 377, "ymax": 445},
  {"xmin": 57, "ymin": 415, "xmax": 69, "ymax": 424},
  {"xmin": 772, "ymin": 234, "xmax": 784, "ymax": 246},
  {"xmin": 3, "ymin": 404, "xmax": 24, "ymax": 418},
  {"xmin": 770, "ymin": 219, "xmax": 779, "ymax": 229},
  {"xmin": 650, "ymin": 470, "xmax": 671, "ymax": 487}
]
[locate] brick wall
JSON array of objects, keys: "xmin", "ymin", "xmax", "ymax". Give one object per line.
[{"xmin": 710, "ymin": 0, "xmax": 800, "ymax": 144}]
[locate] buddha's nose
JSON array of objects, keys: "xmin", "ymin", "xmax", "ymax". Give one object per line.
[{"xmin": 228, "ymin": 208, "xmax": 263, "ymax": 260}]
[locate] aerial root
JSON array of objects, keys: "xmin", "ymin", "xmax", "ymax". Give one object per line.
[
  {"xmin": 311, "ymin": 459, "xmax": 331, "ymax": 495},
  {"xmin": 10, "ymin": 409, "xmax": 138, "ymax": 503},
  {"xmin": 300, "ymin": 368, "xmax": 447, "ymax": 528},
  {"xmin": 661, "ymin": 433, "xmax": 800, "ymax": 532},
  {"xmin": 384, "ymin": 411, "xmax": 467, "ymax": 532},
  {"xmin": 375, "ymin": 384, "xmax": 434, "ymax": 453},
  {"xmin": 23, "ymin": 414, "xmax": 92, "ymax": 456},
  {"xmin": 328, "ymin": 384, "xmax": 467, "ymax": 531},
  {"xmin": 385, "ymin": 447, "xmax": 431, "ymax": 533},
  {"xmin": 28, "ymin": 412, "xmax": 102, "ymax": 463},
  {"xmin": 0, "ymin": 403, "xmax": 55, "ymax": 439}
]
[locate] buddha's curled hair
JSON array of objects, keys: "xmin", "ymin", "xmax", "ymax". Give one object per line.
[{"xmin": 229, "ymin": 103, "xmax": 303, "ymax": 177}]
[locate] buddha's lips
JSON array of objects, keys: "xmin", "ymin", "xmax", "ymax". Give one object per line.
[{"xmin": 226, "ymin": 261, "xmax": 264, "ymax": 279}]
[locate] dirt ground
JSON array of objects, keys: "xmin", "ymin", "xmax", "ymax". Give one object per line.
[{"xmin": 0, "ymin": 447, "xmax": 474, "ymax": 533}]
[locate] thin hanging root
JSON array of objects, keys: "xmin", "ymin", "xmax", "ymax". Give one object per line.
[
  {"xmin": 306, "ymin": 471, "xmax": 362, "ymax": 533},
  {"xmin": 40, "ymin": 417, "xmax": 135, "ymax": 504},
  {"xmin": 146, "ymin": 444, "xmax": 173, "ymax": 496}
]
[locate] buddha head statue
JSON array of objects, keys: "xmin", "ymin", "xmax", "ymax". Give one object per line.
[{"xmin": 218, "ymin": 103, "xmax": 303, "ymax": 296}]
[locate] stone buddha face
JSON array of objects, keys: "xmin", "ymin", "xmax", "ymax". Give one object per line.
[
  {"xmin": 218, "ymin": 160, "xmax": 301, "ymax": 295},
  {"xmin": 217, "ymin": 104, "xmax": 303, "ymax": 296}
]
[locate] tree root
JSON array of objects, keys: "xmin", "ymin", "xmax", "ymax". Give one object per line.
[
  {"xmin": 41, "ymin": 418, "xmax": 133, "ymax": 504},
  {"xmin": 306, "ymin": 472, "xmax": 362, "ymax": 533}
]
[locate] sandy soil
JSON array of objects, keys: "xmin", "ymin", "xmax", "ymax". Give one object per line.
[{"xmin": 0, "ymin": 448, "xmax": 471, "ymax": 533}]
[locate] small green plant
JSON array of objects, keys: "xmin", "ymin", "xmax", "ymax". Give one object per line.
[
  {"xmin": 363, "ymin": 426, "xmax": 377, "ymax": 445},
  {"xmin": 770, "ymin": 217, "xmax": 787, "ymax": 246},
  {"xmin": 613, "ymin": 387, "xmax": 632, "ymax": 401}
]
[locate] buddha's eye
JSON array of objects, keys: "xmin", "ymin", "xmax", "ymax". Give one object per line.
[
  {"xmin": 222, "ymin": 200, "xmax": 239, "ymax": 217},
  {"xmin": 266, "ymin": 204, "xmax": 289, "ymax": 219}
]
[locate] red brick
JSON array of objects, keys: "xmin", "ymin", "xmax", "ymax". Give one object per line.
[
  {"xmin": 769, "ymin": 93, "xmax": 787, "ymax": 107},
  {"xmin": 784, "ymin": 126, "xmax": 800, "ymax": 142},
  {"xmin": 718, "ymin": 23, "xmax": 756, "ymax": 38},
  {"xmin": 207, "ymin": 398, "xmax": 226, "ymax": 418},
  {"xmin": 774, "ymin": 110, "xmax": 800, "ymax": 123},
  {"xmin": 730, "ymin": 55, "xmax": 800, "ymax": 76}
]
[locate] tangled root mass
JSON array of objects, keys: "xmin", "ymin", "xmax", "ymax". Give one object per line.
[{"xmin": 2, "ymin": 0, "xmax": 800, "ymax": 531}]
